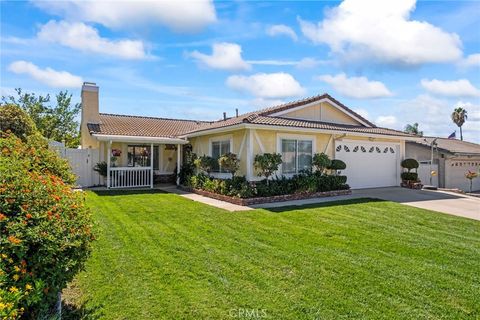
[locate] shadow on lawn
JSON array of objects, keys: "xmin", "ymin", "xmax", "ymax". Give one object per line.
[
  {"xmin": 90, "ymin": 189, "xmax": 167, "ymax": 197},
  {"xmin": 61, "ymin": 301, "xmax": 104, "ymax": 320},
  {"xmin": 263, "ymin": 197, "xmax": 386, "ymax": 213}
]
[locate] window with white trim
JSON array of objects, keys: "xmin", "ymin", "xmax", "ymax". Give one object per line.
[
  {"xmin": 211, "ymin": 140, "xmax": 231, "ymax": 173},
  {"xmin": 281, "ymin": 139, "xmax": 313, "ymax": 174}
]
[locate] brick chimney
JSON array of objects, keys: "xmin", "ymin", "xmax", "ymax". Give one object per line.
[{"xmin": 80, "ymin": 82, "xmax": 100, "ymax": 149}]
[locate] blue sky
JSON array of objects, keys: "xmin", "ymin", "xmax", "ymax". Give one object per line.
[{"xmin": 1, "ymin": 0, "xmax": 479, "ymax": 142}]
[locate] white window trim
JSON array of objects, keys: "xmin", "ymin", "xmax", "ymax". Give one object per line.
[
  {"xmin": 208, "ymin": 134, "xmax": 233, "ymax": 179},
  {"xmin": 276, "ymin": 133, "xmax": 316, "ymax": 176}
]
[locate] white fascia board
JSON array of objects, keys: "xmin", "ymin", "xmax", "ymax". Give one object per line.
[
  {"xmin": 92, "ymin": 134, "xmax": 189, "ymax": 144},
  {"xmin": 181, "ymin": 123, "xmax": 245, "ymax": 138}
]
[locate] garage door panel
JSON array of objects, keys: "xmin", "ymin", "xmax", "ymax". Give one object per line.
[
  {"xmin": 335, "ymin": 141, "xmax": 399, "ymax": 189},
  {"xmin": 445, "ymin": 160, "xmax": 480, "ymax": 192}
]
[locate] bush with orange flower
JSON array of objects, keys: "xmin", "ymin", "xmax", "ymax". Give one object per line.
[{"xmin": 0, "ymin": 131, "xmax": 94, "ymax": 318}]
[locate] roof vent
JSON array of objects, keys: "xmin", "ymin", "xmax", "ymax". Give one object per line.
[{"xmin": 223, "ymin": 112, "xmax": 227, "ymax": 120}]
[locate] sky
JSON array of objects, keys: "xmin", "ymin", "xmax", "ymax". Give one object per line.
[{"xmin": 1, "ymin": 0, "xmax": 479, "ymax": 142}]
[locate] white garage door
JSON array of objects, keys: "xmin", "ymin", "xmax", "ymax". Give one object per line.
[
  {"xmin": 335, "ymin": 141, "xmax": 400, "ymax": 189},
  {"xmin": 445, "ymin": 159, "xmax": 480, "ymax": 192}
]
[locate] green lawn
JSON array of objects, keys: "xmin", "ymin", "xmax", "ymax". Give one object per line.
[{"xmin": 64, "ymin": 190, "xmax": 480, "ymax": 319}]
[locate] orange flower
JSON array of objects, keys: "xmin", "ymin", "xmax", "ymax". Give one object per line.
[
  {"xmin": 0, "ymin": 213, "xmax": 6, "ymax": 220},
  {"xmin": 52, "ymin": 195, "xmax": 60, "ymax": 202},
  {"xmin": 21, "ymin": 204, "xmax": 29, "ymax": 210},
  {"xmin": 1, "ymin": 147, "xmax": 10, "ymax": 155},
  {"xmin": 7, "ymin": 235, "xmax": 21, "ymax": 244},
  {"xmin": 25, "ymin": 213, "xmax": 32, "ymax": 219},
  {"xmin": 21, "ymin": 260, "xmax": 27, "ymax": 267}
]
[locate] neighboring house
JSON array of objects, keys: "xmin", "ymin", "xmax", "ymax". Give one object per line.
[
  {"xmin": 80, "ymin": 82, "xmax": 415, "ymax": 189},
  {"xmin": 406, "ymin": 138, "xmax": 480, "ymax": 192}
]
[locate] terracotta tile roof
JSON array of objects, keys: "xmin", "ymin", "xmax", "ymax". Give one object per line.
[
  {"xmin": 410, "ymin": 137, "xmax": 480, "ymax": 155},
  {"xmin": 87, "ymin": 113, "xmax": 211, "ymax": 138},
  {"xmin": 88, "ymin": 94, "xmax": 412, "ymax": 138}
]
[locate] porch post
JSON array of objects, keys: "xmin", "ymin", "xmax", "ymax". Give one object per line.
[
  {"xmin": 107, "ymin": 140, "xmax": 111, "ymax": 188},
  {"xmin": 150, "ymin": 143, "xmax": 154, "ymax": 189},
  {"xmin": 176, "ymin": 144, "xmax": 181, "ymax": 186}
]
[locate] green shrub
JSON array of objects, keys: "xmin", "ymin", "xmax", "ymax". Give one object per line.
[
  {"xmin": 254, "ymin": 153, "xmax": 282, "ymax": 184},
  {"xmin": 327, "ymin": 159, "xmax": 347, "ymax": 171},
  {"xmin": 178, "ymin": 150, "xmax": 197, "ymax": 185},
  {"xmin": 401, "ymin": 158, "xmax": 419, "ymax": 172},
  {"xmin": 194, "ymin": 155, "xmax": 216, "ymax": 175},
  {"xmin": 401, "ymin": 172, "xmax": 418, "ymax": 181},
  {"xmin": 93, "ymin": 161, "xmax": 108, "ymax": 177},
  {"xmin": 312, "ymin": 153, "xmax": 331, "ymax": 174},
  {"xmin": 0, "ymin": 104, "xmax": 37, "ymax": 141},
  {"xmin": 0, "ymin": 132, "xmax": 94, "ymax": 318},
  {"xmin": 218, "ymin": 152, "xmax": 240, "ymax": 178}
]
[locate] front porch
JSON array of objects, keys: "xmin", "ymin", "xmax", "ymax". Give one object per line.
[{"xmin": 94, "ymin": 134, "xmax": 188, "ymax": 189}]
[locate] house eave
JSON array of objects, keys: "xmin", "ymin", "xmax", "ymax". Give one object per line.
[
  {"xmin": 182, "ymin": 123, "xmax": 415, "ymax": 140},
  {"xmin": 91, "ymin": 133, "xmax": 189, "ymax": 144}
]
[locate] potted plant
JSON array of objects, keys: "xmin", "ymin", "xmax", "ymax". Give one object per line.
[{"xmin": 111, "ymin": 148, "xmax": 121, "ymax": 167}]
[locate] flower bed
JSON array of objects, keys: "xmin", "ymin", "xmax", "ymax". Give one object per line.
[{"xmin": 182, "ymin": 186, "xmax": 352, "ymax": 206}]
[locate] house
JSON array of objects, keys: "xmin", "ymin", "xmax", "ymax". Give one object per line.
[
  {"xmin": 80, "ymin": 82, "xmax": 415, "ymax": 189},
  {"xmin": 406, "ymin": 138, "xmax": 480, "ymax": 192}
]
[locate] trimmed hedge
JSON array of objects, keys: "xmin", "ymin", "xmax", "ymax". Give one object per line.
[
  {"xmin": 328, "ymin": 159, "xmax": 347, "ymax": 171},
  {"xmin": 401, "ymin": 172, "xmax": 418, "ymax": 181},
  {"xmin": 187, "ymin": 171, "xmax": 349, "ymax": 199},
  {"xmin": 401, "ymin": 158, "xmax": 419, "ymax": 171}
]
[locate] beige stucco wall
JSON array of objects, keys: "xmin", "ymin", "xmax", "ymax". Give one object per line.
[
  {"xmin": 282, "ymin": 101, "xmax": 361, "ymax": 126},
  {"xmin": 80, "ymin": 85, "xmax": 100, "ymax": 149},
  {"xmin": 188, "ymin": 127, "xmax": 405, "ymax": 180},
  {"xmin": 189, "ymin": 129, "xmax": 248, "ymax": 176}
]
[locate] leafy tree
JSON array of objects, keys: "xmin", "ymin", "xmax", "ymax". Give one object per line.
[
  {"xmin": 451, "ymin": 107, "xmax": 468, "ymax": 141},
  {"xmin": 218, "ymin": 152, "xmax": 240, "ymax": 178},
  {"xmin": 254, "ymin": 153, "xmax": 282, "ymax": 185},
  {"xmin": 0, "ymin": 104, "xmax": 37, "ymax": 140},
  {"xmin": 404, "ymin": 123, "xmax": 423, "ymax": 136},
  {"xmin": 312, "ymin": 153, "xmax": 331, "ymax": 174},
  {"xmin": 1, "ymin": 88, "xmax": 81, "ymax": 147},
  {"xmin": 194, "ymin": 155, "xmax": 216, "ymax": 176}
]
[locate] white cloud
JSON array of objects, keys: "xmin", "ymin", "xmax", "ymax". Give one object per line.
[
  {"xmin": 266, "ymin": 24, "xmax": 298, "ymax": 41},
  {"xmin": 375, "ymin": 115, "xmax": 397, "ymax": 127},
  {"xmin": 32, "ymin": 0, "xmax": 216, "ymax": 32},
  {"xmin": 298, "ymin": 0, "xmax": 462, "ymax": 65},
  {"xmin": 421, "ymin": 79, "xmax": 480, "ymax": 97},
  {"xmin": 246, "ymin": 57, "xmax": 327, "ymax": 69},
  {"xmin": 8, "ymin": 60, "xmax": 83, "ymax": 88},
  {"xmin": 353, "ymin": 108, "xmax": 370, "ymax": 120},
  {"xmin": 316, "ymin": 73, "xmax": 392, "ymax": 99},
  {"xmin": 396, "ymin": 95, "xmax": 480, "ymax": 142},
  {"xmin": 226, "ymin": 72, "xmax": 305, "ymax": 99},
  {"xmin": 190, "ymin": 42, "xmax": 251, "ymax": 71},
  {"xmin": 37, "ymin": 20, "xmax": 148, "ymax": 59},
  {"xmin": 458, "ymin": 53, "xmax": 480, "ymax": 69}
]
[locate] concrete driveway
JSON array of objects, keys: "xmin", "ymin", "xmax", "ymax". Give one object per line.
[
  {"xmin": 254, "ymin": 187, "xmax": 480, "ymax": 221},
  {"xmin": 352, "ymin": 187, "xmax": 480, "ymax": 221}
]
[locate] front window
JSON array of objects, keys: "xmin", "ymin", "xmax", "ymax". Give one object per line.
[
  {"xmin": 211, "ymin": 140, "xmax": 230, "ymax": 172},
  {"xmin": 127, "ymin": 145, "xmax": 152, "ymax": 167},
  {"xmin": 281, "ymin": 139, "xmax": 312, "ymax": 174}
]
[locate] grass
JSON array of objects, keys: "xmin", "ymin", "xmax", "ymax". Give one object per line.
[{"xmin": 64, "ymin": 190, "xmax": 480, "ymax": 319}]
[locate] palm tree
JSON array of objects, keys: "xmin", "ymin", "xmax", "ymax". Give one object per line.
[
  {"xmin": 451, "ymin": 107, "xmax": 468, "ymax": 141},
  {"xmin": 404, "ymin": 123, "xmax": 423, "ymax": 136}
]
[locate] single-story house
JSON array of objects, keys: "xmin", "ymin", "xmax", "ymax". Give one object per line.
[
  {"xmin": 80, "ymin": 82, "xmax": 416, "ymax": 189},
  {"xmin": 406, "ymin": 138, "xmax": 480, "ymax": 192}
]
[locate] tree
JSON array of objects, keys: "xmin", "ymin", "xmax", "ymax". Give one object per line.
[
  {"xmin": 0, "ymin": 104, "xmax": 37, "ymax": 140},
  {"xmin": 312, "ymin": 153, "xmax": 331, "ymax": 174},
  {"xmin": 1, "ymin": 88, "xmax": 81, "ymax": 147},
  {"xmin": 218, "ymin": 152, "xmax": 240, "ymax": 178},
  {"xmin": 451, "ymin": 107, "xmax": 468, "ymax": 141},
  {"xmin": 404, "ymin": 123, "xmax": 423, "ymax": 136},
  {"xmin": 254, "ymin": 153, "xmax": 282, "ymax": 185}
]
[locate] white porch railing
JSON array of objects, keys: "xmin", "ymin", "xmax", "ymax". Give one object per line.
[{"xmin": 109, "ymin": 167, "xmax": 152, "ymax": 188}]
